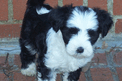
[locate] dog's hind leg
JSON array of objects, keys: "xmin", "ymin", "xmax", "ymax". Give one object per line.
[{"xmin": 20, "ymin": 39, "xmax": 37, "ymax": 76}]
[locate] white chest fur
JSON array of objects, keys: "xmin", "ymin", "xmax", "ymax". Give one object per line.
[{"xmin": 44, "ymin": 28, "xmax": 94, "ymax": 72}]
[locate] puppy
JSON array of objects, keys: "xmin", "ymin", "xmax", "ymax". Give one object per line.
[{"xmin": 19, "ymin": 0, "xmax": 113, "ymax": 81}]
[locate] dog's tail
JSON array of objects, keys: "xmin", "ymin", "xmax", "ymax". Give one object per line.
[
  {"xmin": 27, "ymin": 0, "xmax": 45, "ymax": 7},
  {"xmin": 27, "ymin": 0, "xmax": 52, "ymax": 15}
]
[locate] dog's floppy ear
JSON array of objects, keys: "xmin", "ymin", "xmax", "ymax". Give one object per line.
[
  {"xmin": 48, "ymin": 9, "xmax": 64, "ymax": 32},
  {"xmin": 48, "ymin": 5, "xmax": 73, "ymax": 32},
  {"xmin": 93, "ymin": 8, "xmax": 113, "ymax": 38}
]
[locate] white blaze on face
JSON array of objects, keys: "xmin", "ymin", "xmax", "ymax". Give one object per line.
[
  {"xmin": 66, "ymin": 6, "xmax": 98, "ymax": 57},
  {"xmin": 66, "ymin": 31, "xmax": 93, "ymax": 57}
]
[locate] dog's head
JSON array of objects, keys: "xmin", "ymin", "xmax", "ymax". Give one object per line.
[{"xmin": 48, "ymin": 6, "xmax": 113, "ymax": 58}]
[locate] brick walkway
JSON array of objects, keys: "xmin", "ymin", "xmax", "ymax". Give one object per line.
[{"xmin": 0, "ymin": 42, "xmax": 122, "ymax": 81}]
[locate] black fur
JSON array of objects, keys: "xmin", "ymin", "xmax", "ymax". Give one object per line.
[
  {"xmin": 48, "ymin": 5, "xmax": 73, "ymax": 32},
  {"xmin": 61, "ymin": 27, "xmax": 80, "ymax": 44},
  {"xmin": 68, "ymin": 68, "xmax": 82, "ymax": 81},
  {"xmin": 88, "ymin": 29, "xmax": 99, "ymax": 45},
  {"xmin": 93, "ymin": 8, "xmax": 113, "ymax": 37},
  {"xmin": 20, "ymin": 0, "xmax": 52, "ymax": 76}
]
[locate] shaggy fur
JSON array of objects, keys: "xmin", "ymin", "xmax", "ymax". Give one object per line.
[{"xmin": 19, "ymin": 0, "xmax": 113, "ymax": 81}]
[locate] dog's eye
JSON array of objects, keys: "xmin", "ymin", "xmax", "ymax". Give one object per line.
[{"xmin": 69, "ymin": 28, "xmax": 79, "ymax": 34}]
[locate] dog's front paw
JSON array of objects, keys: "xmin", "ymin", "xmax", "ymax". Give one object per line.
[{"xmin": 21, "ymin": 63, "xmax": 36, "ymax": 76}]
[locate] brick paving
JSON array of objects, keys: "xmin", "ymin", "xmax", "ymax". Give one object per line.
[{"xmin": 0, "ymin": 48, "xmax": 122, "ymax": 81}]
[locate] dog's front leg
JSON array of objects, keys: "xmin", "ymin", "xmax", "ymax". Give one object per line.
[
  {"xmin": 62, "ymin": 68, "xmax": 81, "ymax": 81},
  {"xmin": 37, "ymin": 55, "xmax": 57, "ymax": 81},
  {"xmin": 37, "ymin": 71, "xmax": 57, "ymax": 81}
]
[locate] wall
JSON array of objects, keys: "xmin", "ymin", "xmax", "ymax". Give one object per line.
[
  {"xmin": 0, "ymin": 0, "xmax": 122, "ymax": 54},
  {"xmin": 0, "ymin": 0, "xmax": 122, "ymax": 39},
  {"xmin": 0, "ymin": 0, "xmax": 122, "ymax": 56}
]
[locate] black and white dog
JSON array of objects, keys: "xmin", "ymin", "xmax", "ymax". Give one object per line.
[{"xmin": 19, "ymin": 0, "xmax": 113, "ymax": 81}]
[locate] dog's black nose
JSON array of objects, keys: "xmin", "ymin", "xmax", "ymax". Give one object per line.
[{"xmin": 77, "ymin": 47, "xmax": 84, "ymax": 53}]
